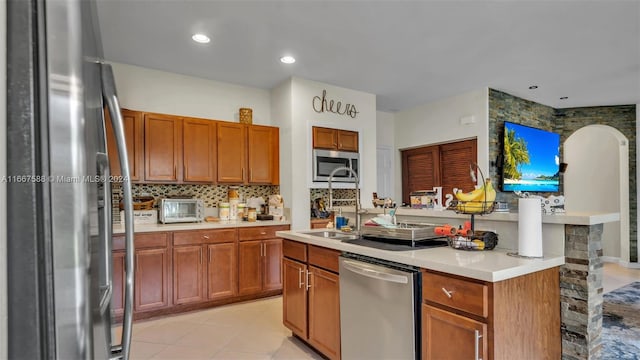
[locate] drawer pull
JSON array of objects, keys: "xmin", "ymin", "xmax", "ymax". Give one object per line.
[
  {"xmin": 441, "ymin": 287, "xmax": 454, "ymax": 298},
  {"xmin": 260, "ymin": 231, "xmax": 267, "ymax": 235},
  {"xmin": 203, "ymin": 235, "xmax": 210, "ymax": 239}
]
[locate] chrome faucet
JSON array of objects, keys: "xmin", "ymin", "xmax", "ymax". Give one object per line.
[{"xmin": 328, "ymin": 166, "xmax": 361, "ymax": 233}]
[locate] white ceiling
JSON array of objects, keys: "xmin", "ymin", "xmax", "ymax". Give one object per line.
[{"xmin": 97, "ymin": 0, "xmax": 640, "ymax": 113}]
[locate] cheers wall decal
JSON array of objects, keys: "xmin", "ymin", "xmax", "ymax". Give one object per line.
[{"xmin": 312, "ymin": 90, "xmax": 359, "ymax": 118}]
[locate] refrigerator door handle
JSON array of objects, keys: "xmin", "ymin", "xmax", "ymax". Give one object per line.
[
  {"xmin": 97, "ymin": 152, "xmax": 114, "ymax": 315},
  {"xmin": 102, "ymin": 64, "xmax": 135, "ymax": 360}
]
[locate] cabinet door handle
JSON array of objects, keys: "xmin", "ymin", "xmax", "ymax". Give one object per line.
[
  {"xmin": 298, "ymin": 268, "xmax": 304, "ymax": 289},
  {"xmin": 441, "ymin": 287, "xmax": 454, "ymax": 298},
  {"xmin": 306, "ymin": 270, "xmax": 312, "ymax": 290},
  {"xmin": 475, "ymin": 330, "xmax": 483, "ymax": 360}
]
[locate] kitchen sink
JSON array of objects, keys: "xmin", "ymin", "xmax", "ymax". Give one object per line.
[{"xmin": 301, "ymin": 231, "xmax": 360, "ymax": 240}]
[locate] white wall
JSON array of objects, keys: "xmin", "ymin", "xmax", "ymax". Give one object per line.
[
  {"xmin": 111, "ymin": 62, "xmax": 272, "ymax": 124},
  {"xmin": 376, "ymin": 111, "xmax": 395, "ymax": 199},
  {"xmin": 273, "ymin": 77, "xmax": 377, "ymax": 230},
  {"xmin": 1, "ymin": 1, "xmax": 8, "ymax": 357},
  {"xmin": 393, "ymin": 88, "xmax": 489, "ymax": 201},
  {"xmin": 271, "ymin": 79, "xmax": 294, "ymax": 219},
  {"xmin": 565, "ymin": 125, "xmax": 629, "ymax": 262}
]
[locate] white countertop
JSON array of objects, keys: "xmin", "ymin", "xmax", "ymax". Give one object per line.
[
  {"xmin": 340, "ymin": 207, "xmax": 620, "ymax": 226},
  {"xmin": 113, "ymin": 220, "xmax": 291, "ymax": 234},
  {"xmin": 277, "ymin": 229, "xmax": 565, "ymax": 282}
]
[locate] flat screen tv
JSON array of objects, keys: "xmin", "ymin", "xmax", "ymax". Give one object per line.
[{"xmin": 501, "ymin": 121, "xmax": 560, "ymax": 192}]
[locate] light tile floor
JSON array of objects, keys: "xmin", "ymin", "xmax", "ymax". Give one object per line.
[
  {"xmin": 603, "ymin": 261, "xmax": 640, "ymax": 293},
  {"xmin": 114, "ymin": 262, "xmax": 640, "ymax": 359},
  {"xmin": 113, "ymin": 296, "xmax": 322, "ymax": 360}
]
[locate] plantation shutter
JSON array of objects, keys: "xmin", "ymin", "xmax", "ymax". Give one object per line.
[{"xmin": 401, "ymin": 138, "xmax": 477, "ymax": 205}]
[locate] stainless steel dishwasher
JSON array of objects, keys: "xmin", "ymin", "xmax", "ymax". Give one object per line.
[{"xmin": 339, "ymin": 253, "xmax": 421, "ymax": 359}]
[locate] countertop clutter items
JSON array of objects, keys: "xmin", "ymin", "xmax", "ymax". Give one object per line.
[
  {"xmin": 120, "ymin": 209, "xmax": 158, "ymax": 226},
  {"xmin": 269, "ymin": 194, "xmax": 285, "ymax": 220}
]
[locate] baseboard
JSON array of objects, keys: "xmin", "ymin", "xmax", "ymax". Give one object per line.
[
  {"xmin": 601, "ymin": 256, "xmax": 620, "ymax": 263},
  {"xmin": 618, "ymin": 260, "xmax": 640, "ymax": 269}
]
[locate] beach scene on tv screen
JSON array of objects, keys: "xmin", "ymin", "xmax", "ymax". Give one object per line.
[{"xmin": 502, "ymin": 122, "xmax": 560, "ymax": 192}]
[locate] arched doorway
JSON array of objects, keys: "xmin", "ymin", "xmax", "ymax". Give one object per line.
[{"xmin": 564, "ymin": 125, "xmax": 630, "ymax": 263}]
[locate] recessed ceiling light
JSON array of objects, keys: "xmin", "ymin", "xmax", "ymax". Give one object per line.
[
  {"xmin": 280, "ymin": 56, "xmax": 296, "ymax": 64},
  {"xmin": 192, "ymin": 33, "xmax": 211, "ymax": 44},
  {"xmin": 560, "ymin": 96, "xmax": 568, "ymax": 100},
  {"xmin": 528, "ymin": 85, "xmax": 538, "ymax": 90}
]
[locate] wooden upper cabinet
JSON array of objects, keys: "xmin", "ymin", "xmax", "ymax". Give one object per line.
[
  {"xmin": 313, "ymin": 126, "xmax": 358, "ymax": 152},
  {"xmin": 247, "ymin": 125, "xmax": 279, "ymax": 184},
  {"xmin": 183, "ymin": 118, "xmax": 217, "ymax": 183},
  {"xmin": 105, "ymin": 108, "xmax": 144, "ymax": 182},
  {"xmin": 144, "ymin": 113, "xmax": 183, "ymax": 182},
  {"xmin": 337, "ymin": 130, "xmax": 358, "ymax": 152},
  {"xmin": 217, "ymin": 122, "xmax": 246, "ymax": 183},
  {"xmin": 313, "ymin": 127, "xmax": 337, "ymax": 149}
]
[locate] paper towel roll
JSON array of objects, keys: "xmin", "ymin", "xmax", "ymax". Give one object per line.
[{"xmin": 518, "ymin": 198, "xmax": 543, "ymax": 257}]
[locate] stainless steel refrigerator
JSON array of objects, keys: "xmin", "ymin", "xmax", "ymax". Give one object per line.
[{"xmin": 6, "ymin": 0, "xmax": 136, "ymax": 358}]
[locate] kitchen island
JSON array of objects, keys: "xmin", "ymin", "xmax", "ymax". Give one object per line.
[{"xmin": 278, "ymin": 210, "xmax": 620, "ymax": 360}]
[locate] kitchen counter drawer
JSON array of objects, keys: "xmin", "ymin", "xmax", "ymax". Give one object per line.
[
  {"xmin": 173, "ymin": 228, "xmax": 237, "ymax": 246},
  {"xmin": 422, "ymin": 270, "xmax": 488, "ymax": 318},
  {"xmin": 308, "ymin": 245, "xmax": 340, "ymax": 273},
  {"xmin": 239, "ymin": 225, "xmax": 290, "ymax": 241},
  {"xmin": 283, "ymin": 239, "xmax": 307, "ymax": 262},
  {"xmin": 113, "ymin": 232, "xmax": 169, "ymax": 250}
]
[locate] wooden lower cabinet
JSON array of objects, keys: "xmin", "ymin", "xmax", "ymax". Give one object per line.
[
  {"xmin": 282, "ymin": 257, "xmax": 308, "ymax": 338},
  {"xmin": 206, "ymin": 243, "xmax": 237, "ymax": 300},
  {"xmin": 173, "ymin": 245, "xmax": 205, "ymax": 305},
  {"xmin": 421, "ymin": 267, "xmax": 561, "ymax": 359},
  {"xmin": 308, "ymin": 266, "xmax": 340, "ymax": 359},
  {"xmin": 238, "ymin": 240, "xmax": 263, "ymax": 295},
  {"xmin": 238, "ymin": 239, "xmax": 283, "ymax": 294},
  {"xmin": 111, "ymin": 251, "xmax": 125, "ymax": 316},
  {"xmin": 135, "ymin": 247, "xmax": 171, "ymax": 312},
  {"xmin": 238, "ymin": 226, "xmax": 286, "ymax": 295},
  {"xmin": 112, "ymin": 226, "xmax": 287, "ymax": 321},
  {"xmin": 422, "ymin": 305, "xmax": 486, "ymax": 360},
  {"xmin": 173, "ymin": 229, "xmax": 238, "ymax": 305},
  {"xmin": 282, "ymin": 240, "xmax": 341, "ymax": 360}
]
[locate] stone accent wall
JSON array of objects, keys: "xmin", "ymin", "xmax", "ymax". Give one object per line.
[
  {"xmin": 488, "ymin": 89, "xmax": 557, "ymax": 207},
  {"xmin": 489, "ymin": 89, "xmax": 637, "ymax": 262},
  {"xmin": 111, "ymin": 183, "xmax": 280, "ymax": 222},
  {"xmin": 561, "ymin": 224, "xmax": 604, "ymax": 359}
]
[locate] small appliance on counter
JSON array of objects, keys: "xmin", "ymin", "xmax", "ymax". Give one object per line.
[{"xmin": 159, "ymin": 198, "xmax": 204, "ymax": 223}]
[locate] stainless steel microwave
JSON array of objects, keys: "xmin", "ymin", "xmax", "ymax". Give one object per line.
[
  {"xmin": 159, "ymin": 198, "xmax": 204, "ymax": 223},
  {"xmin": 313, "ymin": 149, "xmax": 359, "ymax": 182}
]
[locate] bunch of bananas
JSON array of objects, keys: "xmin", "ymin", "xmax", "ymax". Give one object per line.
[{"xmin": 453, "ymin": 178, "xmax": 497, "ymax": 214}]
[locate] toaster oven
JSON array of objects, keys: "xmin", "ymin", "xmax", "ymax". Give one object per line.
[{"xmin": 158, "ymin": 198, "xmax": 204, "ymax": 223}]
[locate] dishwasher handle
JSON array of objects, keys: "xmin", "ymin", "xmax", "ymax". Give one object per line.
[{"xmin": 341, "ymin": 260, "xmax": 409, "ymax": 284}]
